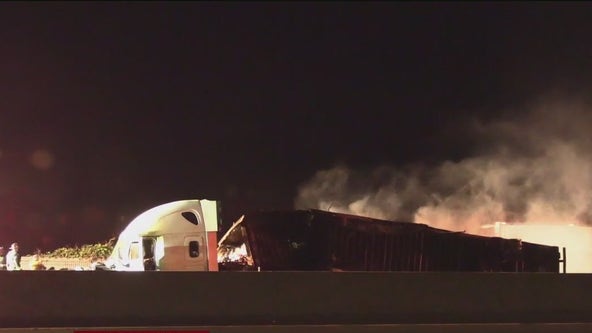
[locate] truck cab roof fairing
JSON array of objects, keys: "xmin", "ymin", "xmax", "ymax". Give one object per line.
[{"xmin": 119, "ymin": 200, "xmax": 206, "ymax": 238}]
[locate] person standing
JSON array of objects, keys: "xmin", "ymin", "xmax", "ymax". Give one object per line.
[
  {"xmin": 30, "ymin": 249, "xmax": 46, "ymax": 270},
  {"xmin": 0, "ymin": 247, "xmax": 6, "ymax": 270},
  {"xmin": 6, "ymin": 243, "xmax": 22, "ymax": 271}
]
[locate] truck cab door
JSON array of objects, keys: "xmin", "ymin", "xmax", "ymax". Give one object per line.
[
  {"xmin": 128, "ymin": 241, "xmax": 143, "ymax": 271},
  {"xmin": 142, "ymin": 237, "xmax": 157, "ymax": 271},
  {"xmin": 184, "ymin": 236, "xmax": 207, "ymax": 271}
]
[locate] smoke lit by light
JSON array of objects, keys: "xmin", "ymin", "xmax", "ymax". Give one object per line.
[
  {"xmin": 295, "ymin": 97, "xmax": 592, "ymax": 272},
  {"xmin": 482, "ymin": 222, "xmax": 592, "ymax": 273}
]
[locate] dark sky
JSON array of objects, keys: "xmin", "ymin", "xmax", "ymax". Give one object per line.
[{"xmin": 1, "ymin": 2, "xmax": 592, "ymax": 251}]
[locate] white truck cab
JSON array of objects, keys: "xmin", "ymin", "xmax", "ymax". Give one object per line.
[{"xmin": 106, "ymin": 199, "xmax": 219, "ymax": 271}]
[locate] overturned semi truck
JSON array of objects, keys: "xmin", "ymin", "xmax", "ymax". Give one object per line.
[{"xmin": 105, "ymin": 200, "xmax": 561, "ymax": 272}]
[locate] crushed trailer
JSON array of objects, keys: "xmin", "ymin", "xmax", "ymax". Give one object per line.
[{"xmin": 219, "ymin": 209, "xmax": 560, "ymax": 272}]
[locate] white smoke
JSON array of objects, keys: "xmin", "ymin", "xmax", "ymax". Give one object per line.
[{"xmin": 294, "ymin": 98, "xmax": 592, "ymax": 234}]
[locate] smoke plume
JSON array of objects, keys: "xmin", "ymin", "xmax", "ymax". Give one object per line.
[{"xmin": 295, "ymin": 97, "xmax": 592, "ymax": 234}]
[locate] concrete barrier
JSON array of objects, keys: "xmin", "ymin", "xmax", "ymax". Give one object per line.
[
  {"xmin": 3, "ymin": 323, "xmax": 592, "ymax": 333},
  {"xmin": 0, "ymin": 272, "xmax": 591, "ymax": 328}
]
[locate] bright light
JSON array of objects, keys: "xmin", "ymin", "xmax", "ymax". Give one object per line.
[
  {"xmin": 30, "ymin": 149, "xmax": 54, "ymax": 170},
  {"xmin": 486, "ymin": 222, "xmax": 592, "ymax": 273},
  {"xmin": 218, "ymin": 243, "xmax": 250, "ymax": 264}
]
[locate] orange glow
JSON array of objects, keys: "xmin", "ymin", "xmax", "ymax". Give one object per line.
[
  {"xmin": 217, "ymin": 243, "xmax": 250, "ymax": 264},
  {"xmin": 481, "ymin": 222, "xmax": 592, "ymax": 273},
  {"xmin": 30, "ymin": 149, "xmax": 55, "ymax": 170}
]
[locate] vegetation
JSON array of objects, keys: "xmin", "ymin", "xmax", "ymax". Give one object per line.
[{"xmin": 41, "ymin": 238, "xmax": 116, "ymax": 259}]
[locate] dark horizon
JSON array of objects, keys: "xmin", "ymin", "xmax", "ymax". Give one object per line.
[{"xmin": 2, "ymin": 2, "xmax": 592, "ymax": 253}]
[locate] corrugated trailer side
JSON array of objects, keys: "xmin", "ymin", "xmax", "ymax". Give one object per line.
[{"xmin": 239, "ymin": 210, "xmax": 560, "ymax": 272}]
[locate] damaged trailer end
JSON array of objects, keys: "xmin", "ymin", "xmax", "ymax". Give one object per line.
[{"xmin": 218, "ymin": 210, "xmax": 560, "ymax": 272}]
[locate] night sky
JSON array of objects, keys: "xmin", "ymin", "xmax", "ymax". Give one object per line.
[{"xmin": 2, "ymin": 2, "xmax": 592, "ymax": 252}]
